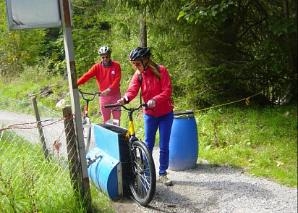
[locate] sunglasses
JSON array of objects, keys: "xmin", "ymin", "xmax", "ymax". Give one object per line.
[
  {"xmin": 132, "ymin": 62, "xmax": 142, "ymax": 67},
  {"xmin": 101, "ymin": 55, "xmax": 110, "ymax": 59}
]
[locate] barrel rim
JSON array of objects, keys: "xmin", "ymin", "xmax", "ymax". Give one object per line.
[{"xmin": 174, "ymin": 110, "xmax": 194, "ymax": 118}]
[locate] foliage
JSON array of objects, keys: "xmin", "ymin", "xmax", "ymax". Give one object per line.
[
  {"xmin": 1, "ymin": 0, "xmax": 296, "ymax": 107},
  {"xmin": 178, "ymin": 0, "xmax": 297, "ymax": 105},
  {"xmin": 0, "ymin": 2, "xmax": 47, "ymax": 77}
]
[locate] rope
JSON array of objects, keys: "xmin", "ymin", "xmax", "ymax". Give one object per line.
[
  {"xmin": 196, "ymin": 92, "xmax": 263, "ymax": 113},
  {"xmin": 0, "ymin": 118, "xmax": 64, "ymax": 132}
]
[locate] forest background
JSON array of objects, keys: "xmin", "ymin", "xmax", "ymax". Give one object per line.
[{"xmin": 0, "ymin": 0, "xmax": 297, "ymax": 107}]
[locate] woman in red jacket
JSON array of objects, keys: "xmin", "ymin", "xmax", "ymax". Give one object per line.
[
  {"xmin": 118, "ymin": 47, "xmax": 174, "ymax": 186},
  {"xmin": 77, "ymin": 46, "xmax": 121, "ymax": 125}
]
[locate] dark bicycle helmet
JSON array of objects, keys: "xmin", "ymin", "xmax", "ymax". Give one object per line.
[
  {"xmin": 98, "ymin": 46, "xmax": 111, "ymax": 55},
  {"xmin": 129, "ymin": 47, "xmax": 151, "ymax": 61}
]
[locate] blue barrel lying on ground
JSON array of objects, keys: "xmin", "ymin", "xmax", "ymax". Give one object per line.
[
  {"xmin": 86, "ymin": 147, "xmax": 120, "ymax": 199},
  {"xmin": 86, "ymin": 124, "xmax": 130, "ymax": 200},
  {"xmin": 169, "ymin": 110, "xmax": 199, "ymax": 171}
]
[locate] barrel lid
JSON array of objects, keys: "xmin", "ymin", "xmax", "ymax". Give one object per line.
[{"xmin": 174, "ymin": 110, "xmax": 194, "ymax": 118}]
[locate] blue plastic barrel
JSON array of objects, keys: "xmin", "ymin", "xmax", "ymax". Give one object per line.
[
  {"xmin": 86, "ymin": 147, "xmax": 121, "ymax": 200},
  {"xmin": 86, "ymin": 124, "xmax": 130, "ymax": 200},
  {"xmin": 169, "ymin": 110, "xmax": 199, "ymax": 171}
]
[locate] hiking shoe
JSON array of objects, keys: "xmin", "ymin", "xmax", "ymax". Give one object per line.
[{"xmin": 158, "ymin": 175, "xmax": 173, "ymax": 186}]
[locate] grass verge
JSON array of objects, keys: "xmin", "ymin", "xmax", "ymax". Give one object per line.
[
  {"xmin": 0, "ymin": 131, "xmax": 114, "ymax": 212},
  {"xmin": 197, "ymin": 105, "xmax": 297, "ymax": 187}
]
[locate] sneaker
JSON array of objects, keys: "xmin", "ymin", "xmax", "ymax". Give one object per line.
[{"xmin": 158, "ymin": 175, "xmax": 173, "ymax": 186}]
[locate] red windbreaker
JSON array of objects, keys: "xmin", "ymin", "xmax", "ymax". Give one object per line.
[
  {"xmin": 124, "ymin": 65, "xmax": 174, "ymax": 117},
  {"xmin": 77, "ymin": 61, "xmax": 121, "ymax": 95}
]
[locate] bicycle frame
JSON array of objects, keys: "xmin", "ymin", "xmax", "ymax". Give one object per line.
[
  {"xmin": 79, "ymin": 90, "xmax": 100, "ymax": 116},
  {"xmin": 104, "ymin": 102, "xmax": 155, "ymax": 206},
  {"xmin": 126, "ymin": 103, "xmax": 147, "ymax": 137},
  {"xmin": 78, "ymin": 90, "xmax": 100, "ymax": 151}
]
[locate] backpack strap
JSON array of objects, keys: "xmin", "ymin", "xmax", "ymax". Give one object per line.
[{"xmin": 138, "ymin": 72, "xmax": 143, "ymax": 105}]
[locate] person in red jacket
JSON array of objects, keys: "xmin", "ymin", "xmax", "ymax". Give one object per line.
[
  {"xmin": 117, "ymin": 47, "xmax": 174, "ymax": 186},
  {"xmin": 77, "ymin": 46, "xmax": 121, "ymax": 125}
]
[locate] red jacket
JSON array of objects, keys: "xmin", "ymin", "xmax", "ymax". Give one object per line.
[
  {"xmin": 77, "ymin": 61, "xmax": 121, "ymax": 95},
  {"xmin": 124, "ymin": 65, "xmax": 174, "ymax": 117}
]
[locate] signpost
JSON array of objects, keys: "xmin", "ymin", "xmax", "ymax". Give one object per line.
[
  {"xmin": 5, "ymin": 0, "xmax": 92, "ymax": 212},
  {"xmin": 5, "ymin": 0, "xmax": 61, "ymax": 29}
]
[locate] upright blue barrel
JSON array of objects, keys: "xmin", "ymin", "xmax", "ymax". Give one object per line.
[{"xmin": 169, "ymin": 110, "xmax": 199, "ymax": 171}]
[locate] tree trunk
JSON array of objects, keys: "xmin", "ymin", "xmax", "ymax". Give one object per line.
[
  {"xmin": 139, "ymin": 9, "xmax": 147, "ymax": 47},
  {"xmin": 283, "ymin": 0, "xmax": 297, "ymax": 102}
]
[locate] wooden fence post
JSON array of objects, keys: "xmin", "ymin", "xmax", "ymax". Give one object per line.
[
  {"xmin": 63, "ymin": 106, "xmax": 81, "ymax": 192},
  {"xmin": 63, "ymin": 106, "xmax": 92, "ymax": 212},
  {"xmin": 31, "ymin": 95, "xmax": 49, "ymax": 160}
]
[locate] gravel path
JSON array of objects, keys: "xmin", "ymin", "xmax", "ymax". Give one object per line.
[
  {"xmin": 1, "ymin": 111, "xmax": 297, "ymax": 213},
  {"xmin": 111, "ymin": 149, "xmax": 297, "ymax": 213}
]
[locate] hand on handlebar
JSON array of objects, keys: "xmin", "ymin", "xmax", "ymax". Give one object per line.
[
  {"xmin": 147, "ymin": 99, "xmax": 156, "ymax": 108},
  {"xmin": 101, "ymin": 88, "xmax": 111, "ymax": 96},
  {"xmin": 117, "ymin": 98, "xmax": 125, "ymax": 105},
  {"xmin": 117, "ymin": 96, "xmax": 129, "ymax": 105}
]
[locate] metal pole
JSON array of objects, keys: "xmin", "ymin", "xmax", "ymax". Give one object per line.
[{"xmin": 59, "ymin": 0, "xmax": 92, "ymax": 211}]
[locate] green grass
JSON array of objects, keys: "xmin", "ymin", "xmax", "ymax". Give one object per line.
[
  {"xmin": 197, "ymin": 105, "xmax": 297, "ymax": 187},
  {"xmin": 0, "ymin": 65, "xmax": 70, "ymax": 115},
  {"xmin": 0, "ymin": 132, "xmax": 84, "ymax": 212},
  {"xmin": 0, "ymin": 131, "xmax": 114, "ymax": 213}
]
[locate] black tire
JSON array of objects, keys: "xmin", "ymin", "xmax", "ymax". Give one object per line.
[{"xmin": 129, "ymin": 140, "xmax": 156, "ymax": 206}]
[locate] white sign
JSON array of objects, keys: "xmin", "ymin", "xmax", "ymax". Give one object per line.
[{"xmin": 6, "ymin": 0, "xmax": 61, "ymax": 30}]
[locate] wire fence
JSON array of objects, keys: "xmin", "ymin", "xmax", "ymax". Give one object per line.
[{"xmin": 0, "ymin": 95, "xmax": 92, "ymax": 212}]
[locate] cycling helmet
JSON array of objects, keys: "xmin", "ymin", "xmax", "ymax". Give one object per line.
[
  {"xmin": 98, "ymin": 46, "xmax": 111, "ymax": 55},
  {"xmin": 129, "ymin": 47, "xmax": 151, "ymax": 61}
]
